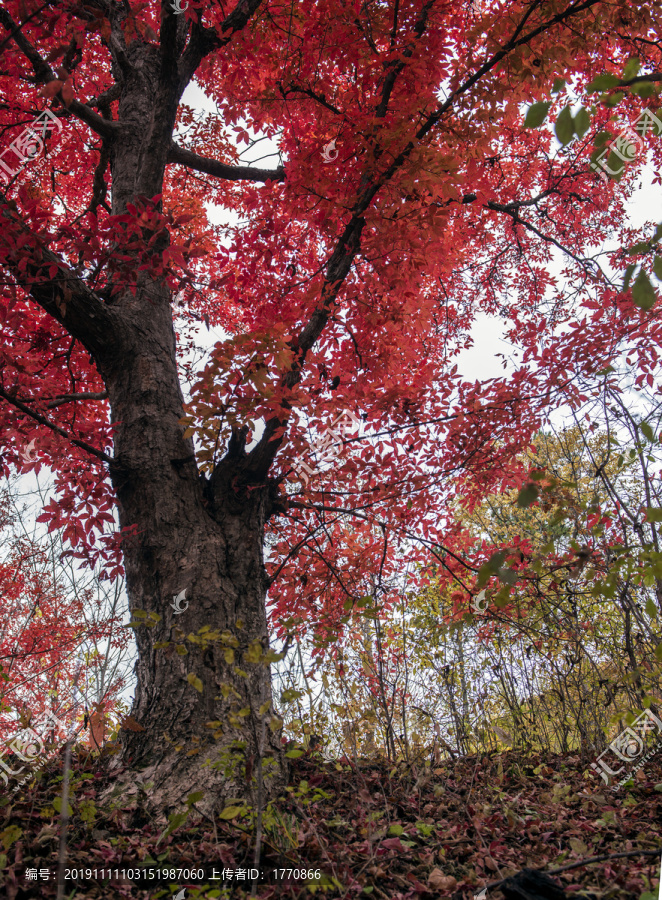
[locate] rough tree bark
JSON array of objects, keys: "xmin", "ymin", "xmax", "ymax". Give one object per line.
[
  {"xmin": 90, "ymin": 6, "xmax": 291, "ymax": 815},
  {"xmin": 100, "ymin": 291, "xmax": 287, "ymax": 814}
]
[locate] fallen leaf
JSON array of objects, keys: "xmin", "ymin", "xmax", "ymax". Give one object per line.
[{"xmin": 428, "ymin": 868, "xmax": 457, "ymax": 890}]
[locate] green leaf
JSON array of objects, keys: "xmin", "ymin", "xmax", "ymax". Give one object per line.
[
  {"xmin": 269, "ymin": 714, "xmax": 284, "ymax": 732},
  {"xmin": 476, "ymin": 550, "xmax": 507, "ymax": 587},
  {"xmin": 640, "ymin": 421, "xmax": 656, "ymax": 442},
  {"xmin": 218, "ymin": 805, "xmax": 244, "ymax": 820},
  {"xmin": 656, "ymin": 642, "xmax": 662, "ymax": 662},
  {"xmin": 574, "ymin": 107, "xmax": 591, "ymax": 138},
  {"xmin": 524, "ymin": 102, "xmax": 551, "ymax": 128},
  {"xmin": 555, "ymin": 106, "xmax": 575, "ymax": 145},
  {"xmin": 623, "ymin": 263, "xmax": 637, "ymax": 290},
  {"xmin": 280, "ymin": 687, "xmax": 304, "ymax": 703},
  {"xmin": 646, "ymin": 507, "xmax": 662, "ymax": 522},
  {"xmin": 285, "ymin": 748, "xmax": 305, "ymax": 758},
  {"xmin": 602, "ymin": 91, "xmax": 625, "ymax": 108},
  {"xmin": 388, "ymin": 824, "xmax": 404, "ymax": 836},
  {"xmin": 187, "ymin": 791, "xmax": 205, "ymax": 806},
  {"xmin": 654, "ymin": 784, "xmax": 662, "ymax": 792},
  {"xmin": 653, "ymin": 256, "xmax": 662, "ymax": 281},
  {"xmin": 497, "ymin": 568, "xmax": 517, "ymax": 586},
  {"xmin": 586, "ymin": 73, "xmax": 621, "ymax": 93},
  {"xmin": 0, "ymin": 826, "xmax": 22, "ymax": 851},
  {"xmin": 516, "ymin": 483, "xmax": 539, "ymax": 508},
  {"xmin": 645, "ymin": 597, "xmax": 658, "ymax": 619},
  {"xmin": 487, "ymin": 550, "xmax": 507, "ymax": 571},
  {"xmin": 155, "ymin": 809, "xmax": 189, "ymax": 847},
  {"xmin": 552, "ymin": 77, "xmax": 566, "ymax": 94},
  {"xmin": 594, "ymin": 130, "xmax": 613, "ymax": 149},
  {"xmin": 360, "ymin": 606, "xmax": 379, "ymax": 619},
  {"xmin": 630, "ymin": 81, "xmax": 656, "ymax": 99},
  {"xmin": 52, "ymin": 798, "xmax": 73, "ymax": 817},
  {"xmin": 632, "ymin": 269, "xmax": 657, "ymax": 310},
  {"xmin": 343, "ymin": 598, "xmax": 353, "ymax": 611},
  {"xmin": 187, "ymin": 673, "xmax": 203, "ymax": 693},
  {"xmin": 621, "ymin": 57, "xmax": 640, "ymax": 81}
]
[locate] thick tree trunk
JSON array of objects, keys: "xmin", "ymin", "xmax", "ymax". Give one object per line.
[
  {"xmin": 74, "ymin": 16, "xmax": 290, "ymax": 816},
  {"xmin": 97, "ymin": 285, "xmax": 285, "ymax": 816}
]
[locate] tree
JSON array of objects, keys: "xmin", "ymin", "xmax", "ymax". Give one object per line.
[
  {"xmin": 0, "ymin": 473, "xmax": 128, "ymax": 747},
  {"xmin": 0, "ymin": 0, "xmax": 661, "ymax": 814}
]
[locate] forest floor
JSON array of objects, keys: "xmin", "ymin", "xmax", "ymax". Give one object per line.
[{"xmin": 0, "ymin": 743, "xmax": 660, "ymax": 900}]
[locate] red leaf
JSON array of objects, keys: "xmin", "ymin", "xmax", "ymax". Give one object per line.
[{"xmin": 39, "ymin": 80, "xmax": 63, "ymax": 98}]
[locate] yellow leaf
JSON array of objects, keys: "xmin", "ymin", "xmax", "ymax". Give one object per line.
[
  {"xmin": 245, "ymin": 641, "xmax": 263, "ymax": 663},
  {"xmin": 219, "ymin": 805, "xmax": 243, "ymax": 820},
  {"xmin": 187, "ymin": 673, "xmax": 203, "ymax": 693}
]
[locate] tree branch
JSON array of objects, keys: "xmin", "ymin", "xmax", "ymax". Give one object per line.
[
  {"xmin": 486, "ymin": 199, "xmax": 591, "ymax": 269},
  {"xmin": 246, "ymin": 215, "xmax": 365, "ymax": 474},
  {"xmin": 0, "ymin": 384, "xmax": 114, "ymax": 465},
  {"xmin": 375, "ymin": 1, "xmax": 434, "ymax": 118},
  {"xmin": 225, "ymin": 0, "xmax": 606, "ymax": 480},
  {"xmin": 45, "ymin": 392, "xmax": 108, "ymax": 409},
  {"xmin": 167, "ymin": 140, "xmax": 284, "ymax": 182},
  {"xmin": 85, "ymin": 84, "xmax": 121, "ymax": 110},
  {"xmin": 0, "ymin": 8, "xmax": 120, "ymax": 141},
  {"xmin": 0, "ymin": 200, "xmax": 118, "ymax": 362},
  {"xmin": 177, "ymin": 0, "xmax": 266, "ymax": 87}
]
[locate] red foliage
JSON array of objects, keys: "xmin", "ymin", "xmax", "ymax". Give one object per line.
[{"xmin": 0, "ymin": 0, "xmax": 660, "ymax": 663}]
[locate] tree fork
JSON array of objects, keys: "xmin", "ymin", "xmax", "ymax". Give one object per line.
[{"xmin": 98, "ymin": 293, "xmax": 286, "ymax": 815}]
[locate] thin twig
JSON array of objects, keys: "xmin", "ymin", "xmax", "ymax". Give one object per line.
[
  {"xmin": 56, "ymin": 666, "xmax": 85, "ymax": 900},
  {"xmin": 485, "ymin": 848, "xmax": 662, "ymax": 890},
  {"xmin": 250, "ymin": 717, "xmax": 266, "ymax": 899},
  {"xmin": 56, "ymin": 737, "xmax": 73, "ymax": 900}
]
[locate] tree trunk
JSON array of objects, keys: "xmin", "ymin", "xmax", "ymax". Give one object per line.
[
  {"xmin": 84, "ymin": 29, "xmax": 291, "ymax": 814},
  {"xmin": 97, "ymin": 296, "xmax": 286, "ymax": 814}
]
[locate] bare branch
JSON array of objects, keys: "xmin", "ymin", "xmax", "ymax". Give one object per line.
[
  {"xmin": 168, "ymin": 140, "xmax": 284, "ymax": 182},
  {"xmin": 45, "ymin": 392, "xmax": 108, "ymax": 409}
]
